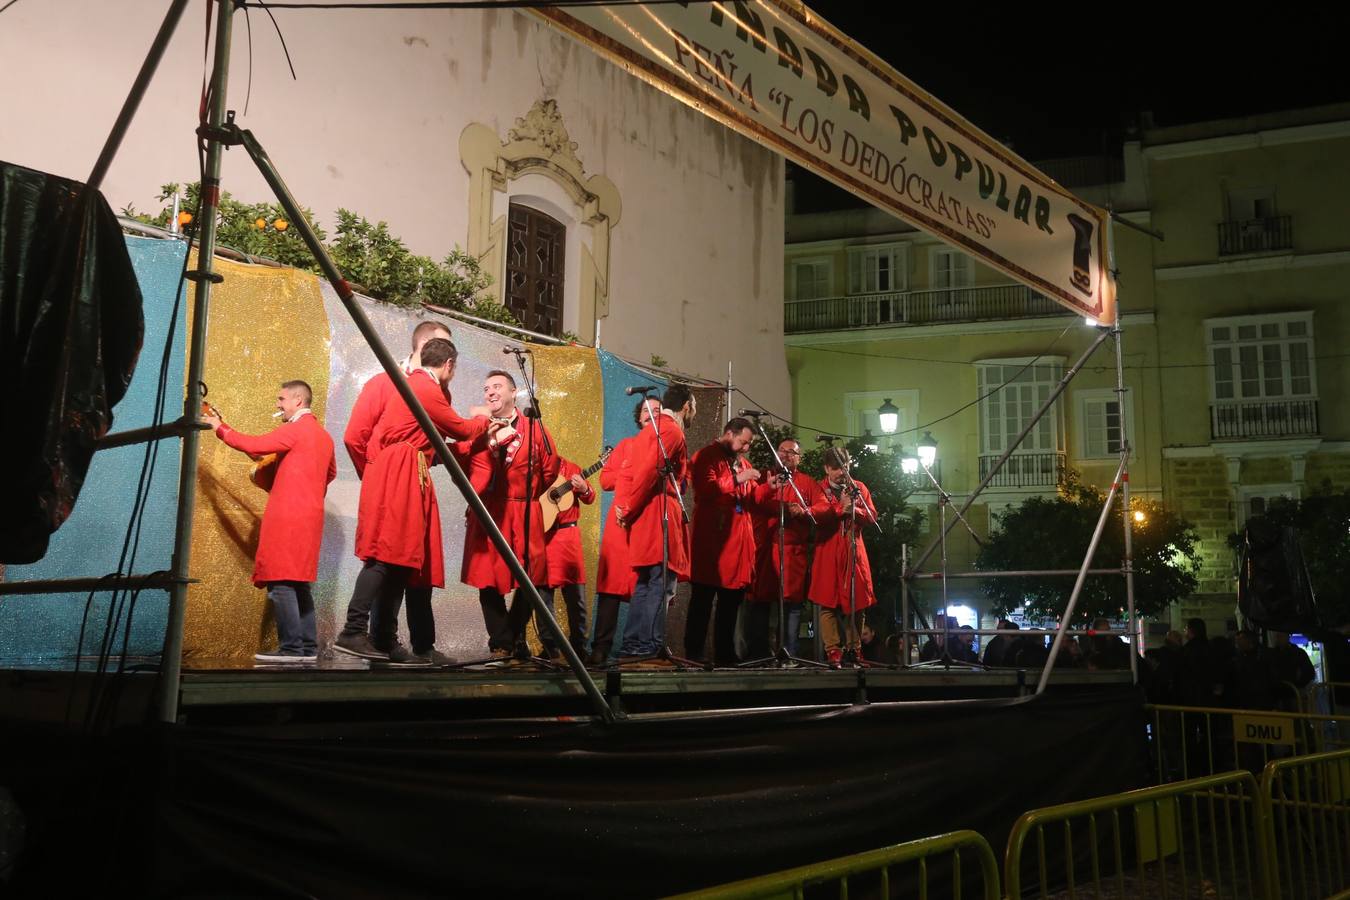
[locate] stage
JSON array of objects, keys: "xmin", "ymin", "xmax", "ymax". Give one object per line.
[{"xmin": 1, "ymin": 659, "xmax": 1133, "ymax": 727}]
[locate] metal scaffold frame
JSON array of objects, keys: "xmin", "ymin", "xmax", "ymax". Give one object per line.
[{"xmin": 899, "ymin": 218, "xmax": 1140, "ymax": 691}]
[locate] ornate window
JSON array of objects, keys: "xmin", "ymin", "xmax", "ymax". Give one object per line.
[{"xmin": 505, "ymin": 204, "xmax": 565, "ymax": 337}]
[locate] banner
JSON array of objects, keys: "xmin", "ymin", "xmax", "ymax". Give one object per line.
[{"xmin": 534, "ymin": 1, "xmax": 1115, "ymax": 322}]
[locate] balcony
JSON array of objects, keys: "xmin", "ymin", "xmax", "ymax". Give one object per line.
[
  {"xmin": 1217, "ymin": 216, "xmax": 1292, "ymax": 256},
  {"xmin": 1210, "ymin": 399, "xmax": 1319, "ymax": 440},
  {"xmin": 978, "ymin": 452, "xmax": 1066, "ymax": 488},
  {"xmin": 784, "ymin": 284, "xmax": 1065, "ymax": 334}
]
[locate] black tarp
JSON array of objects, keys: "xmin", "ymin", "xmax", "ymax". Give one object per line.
[
  {"xmin": 8, "ymin": 689, "xmax": 1148, "ymax": 897},
  {"xmin": 1237, "ymin": 516, "xmax": 1320, "ymax": 633},
  {"xmin": 0, "ymin": 161, "xmax": 144, "ymax": 564}
]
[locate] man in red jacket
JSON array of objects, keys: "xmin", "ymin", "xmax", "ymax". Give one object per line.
[
  {"xmin": 809, "ymin": 446, "xmax": 879, "ymax": 668},
  {"xmin": 615, "ymin": 383, "xmax": 695, "ymax": 662},
  {"xmin": 204, "ymin": 380, "xmax": 336, "ymax": 663},
  {"xmin": 460, "ymin": 370, "xmax": 560, "ymax": 660},
  {"xmin": 589, "ymin": 399, "xmax": 657, "ymax": 665},
  {"xmin": 335, "ymin": 338, "xmax": 497, "ymax": 660},
  {"xmin": 344, "ymin": 320, "xmax": 452, "ymax": 664},
  {"xmin": 684, "ymin": 417, "xmax": 760, "ymax": 666},
  {"xmin": 539, "ymin": 457, "xmax": 596, "ymax": 660},
  {"xmin": 746, "ymin": 436, "xmax": 825, "ymax": 660}
]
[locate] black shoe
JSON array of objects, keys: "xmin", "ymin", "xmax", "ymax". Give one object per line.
[
  {"xmin": 587, "ymin": 647, "xmax": 610, "ymax": 667},
  {"xmin": 333, "ymin": 633, "xmax": 390, "ymax": 660},
  {"xmin": 418, "ymin": 648, "xmax": 457, "ymax": 667},
  {"xmin": 382, "ymin": 643, "xmax": 432, "ymax": 667}
]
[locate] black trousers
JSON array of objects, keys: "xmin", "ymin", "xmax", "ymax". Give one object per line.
[
  {"xmin": 479, "ymin": 586, "xmax": 549, "ymax": 652},
  {"xmin": 537, "ymin": 583, "xmax": 587, "ymax": 655},
  {"xmin": 342, "ymin": 558, "xmax": 437, "ymax": 650},
  {"xmin": 591, "ymin": 592, "xmax": 622, "ymax": 662},
  {"xmin": 372, "ymin": 585, "xmax": 436, "ymax": 654},
  {"xmin": 341, "ymin": 559, "xmax": 410, "ymax": 643},
  {"xmin": 745, "ymin": 601, "xmax": 773, "ymax": 661},
  {"xmin": 685, "ymin": 583, "xmax": 744, "ymax": 665}
]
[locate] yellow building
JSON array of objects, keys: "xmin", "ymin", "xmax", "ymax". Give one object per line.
[{"xmin": 785, "ymin": 103, "xmax": 1350, "ymax": 634}]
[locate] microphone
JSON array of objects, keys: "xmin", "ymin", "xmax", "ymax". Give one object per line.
[
  {"xmin": 503, "ymin": 346, "xmax": 531, "ymax": 355},
  {"xmin": 625, "ymin": 384, "xmax": 659, "ymax": 396},
  {"xmin": 737, "ymin": 408, "xmax": 769, "ymax": 418},
  {"xmin": 815, "ymin": 434, "xmax": 838, "ymax": 444}
]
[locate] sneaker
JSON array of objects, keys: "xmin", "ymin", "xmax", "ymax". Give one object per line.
[
  {"xmin": 255, "ymin": 649, "xmax": 306, "ymax": 663},
  {"xmin": 826, "ymin": 648, "xmax": 843, "ymax": 669},
  {"xmin": 419, "ymin": 648, "xmax": 457, "ymax": 667},
  {"xmin": 333, "ymin": 633, "xmax": 390, "ymax": 661},
  {"xmin": 381, "ymin": 643, "xmax": 433, "ymax": 667}
]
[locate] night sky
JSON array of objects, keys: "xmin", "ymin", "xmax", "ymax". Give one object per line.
[{"xmin": 798, "ymin": 7, "xmax": 1348, "ymax": 197}]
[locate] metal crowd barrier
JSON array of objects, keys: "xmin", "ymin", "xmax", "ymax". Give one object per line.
[
  {"xmin": 1004, "ymin": 771, "xmax": 1270, "ymax": 899},
  {"xmin": 1147, "ymin": 703, "xmax": 1350, "ymax": 785},
  {"xmin": 1305, "ymin": 682, "xmax": 1350, "ymax": 717},
  {"xmin": 664, "ymin": 830, "xmax": 1000, "ymax": 900},
  {"xmin": 1261, "ymin": 748, "xmax": 1350, "ymax": 900}
]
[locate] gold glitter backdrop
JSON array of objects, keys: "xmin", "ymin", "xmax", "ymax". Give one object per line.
[
  {"xmin": 523, "ymin": 343, "xmax": 605, "ymax": 652},
  {"xmin": 184, "ymin": 255, "xmax": 331, "ymax": 666}
]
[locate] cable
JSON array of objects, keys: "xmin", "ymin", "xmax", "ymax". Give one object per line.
[
  {"xmin": 0, "ymin": 0, "xmax": 21, "ymax": 14},
  {"xmin": 257, "ymin": 1, "xmax": 299, "ymax": 81},
  {"xmin": 742, "ymin": 322, "xmax": 1075, "ymax": 441}
]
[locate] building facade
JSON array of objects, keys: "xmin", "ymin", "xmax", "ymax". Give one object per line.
[
  {"xmin": 0, "ymin": 3, "xmax": 789, "ymax": 411},
  {"xmin": 785, "ymin": 104, "xmax": 1350, "ymax": 635}
]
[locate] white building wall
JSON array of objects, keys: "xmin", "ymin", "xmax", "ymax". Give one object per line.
[{"xmin": 0, "ymin": 2, "xmax": 788, "ymax": 413}]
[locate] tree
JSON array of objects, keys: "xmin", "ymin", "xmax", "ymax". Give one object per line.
[
  {"xmin": 1230, "ymin": 482, "xmax": 1350, "ymax": 627},
  {"xmin": 746, "ymin": 424, "xmax": 924, "ymax": 609},
  {"xmin": 975, "ymin": 475, "xmax": 1200, "ymax": 622},
  {"xmin": 127, "ymin": 183, "xmax": 522, "ymax": 328}
]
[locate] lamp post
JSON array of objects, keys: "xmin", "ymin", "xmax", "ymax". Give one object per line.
[{"xmin": 878, "ymin": 398, "xmax": 900, "ymax": 436}]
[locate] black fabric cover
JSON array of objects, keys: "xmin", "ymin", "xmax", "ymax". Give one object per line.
[
  {"xmin": 1237, "ymin": 517, "xmax": 1320, "ymax": 632},
  {"xmin": 12, "ymin": 690, "xmax": 1148, "ymax": 897},
  {"xmin": 0, "ymin": 161, "xmax": 144, "ymax": 563}
]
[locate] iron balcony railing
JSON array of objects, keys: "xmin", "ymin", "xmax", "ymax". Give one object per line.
[
  {"xmin": 1210, "ymin": 398, "xmax": 1319, "ymax": 440},
  {"xmin": 1217, "ymin": 215, "xmax": 1293, "ymax": 256},
  {"xmin": 978, "ymin": 452, "xmax": 1065, "ymax": 488},
  {"xmin": 784, "ymin": 284, "xmax": 1064, "ymax": 333}
]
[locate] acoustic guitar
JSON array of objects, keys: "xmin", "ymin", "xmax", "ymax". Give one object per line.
[
  {"xmin": 539, "ymin": 446, "xmax": 612, "ymax": 532},
  {"xmin": 201, "ymin": 400, "xmax": 279, "ymax": 491}
]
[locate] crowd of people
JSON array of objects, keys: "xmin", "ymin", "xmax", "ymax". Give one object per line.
[
  {"xmin": 203, "ymin": 322, "xmax": 883, "ymax": 668},
  {"xmin": 1142, "ymin": 617, "xmax": 1315, "ymax": 710}
]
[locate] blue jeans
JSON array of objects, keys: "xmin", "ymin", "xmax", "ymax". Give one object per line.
[
  {"xmin": 784, "ymin": 602, "xmax": 803, "ymax": 656},
  {"xmin": 266, "ymin": 581, "xmax": 316, "ymax": 655},
  {"xmin": 620, "ymin": 564, "xmax": 673, "ymax": 657}
]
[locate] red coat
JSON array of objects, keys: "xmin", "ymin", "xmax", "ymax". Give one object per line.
[
  {"xmin": 594, "ymin": 436, "xmax": 637, "ymax": 596},
  {"xmin": 807, "ymin": 477, "xmax": 878, "ymax": 612},
  {"xmin": 354, "ymin": 369, "xmax": 489, "ymax": 587},
  {"xmin": 544, "ymin": 458, "xmax": 595, "ymax": 587},
  {"xmin": 689, "ymin": 442, "xmax": 758, "ymax": 589},
  {"xmin": 615, "ymin": 412, "xmax": 690, "ymax": 580},
  {"xmin": 748, "ymin": 470, "xmax": 826, "ymax": 603},
  {"xmin": 216, "ymin": 413, "xmax": 336, "ymax": 586},
  {"xmin": 344, "ymin": 362, "xmax": 445, "ymax": 478},
  {"xmin": 460, "ymin": 412, "xmax": 561, "ymax": 593}
]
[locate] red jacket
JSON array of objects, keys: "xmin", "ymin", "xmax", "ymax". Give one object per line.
[
  {"xmin": 354, "ymin": 369, "xmax": 489, "ymax": 586},
  {"xmin": 689, "ymin": 442, "xmax": 758, "ymax": 589},
  {"xmin": 344, "ymin": 363, "xmax": 441, "ymax": 478},
  {"xmin": 544, "ymin": 458, "xmax": 595, "ymax": 587},
  {"xmin": 748, "ymin": 469, "xmax": 826, "ymax": 603},
  {"xmin": 460, "ymin": 412, "xmax": 561, "ymax": 592},
  {"xmin": 807, "ymin": 477, "xmax": 878, "ymax": 612},
  {"xmin": 216, "ymin": 413, "xmax": 336, "ymax": 586},
  {"xmin": 615, "ymin": 412, "xmax": 690, "ymax": 579},
  {"xmin": 594, "ymin": 436, "xmax": 637, "ymax": 596}
]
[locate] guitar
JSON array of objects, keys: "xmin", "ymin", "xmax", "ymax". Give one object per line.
[
  {"xmin": 201, "ymin": 400, "xmax": 279, "ymax": 491},
  {"xmin": 539, "ymin": 446, "xmax": 612, "ymax": 532}
]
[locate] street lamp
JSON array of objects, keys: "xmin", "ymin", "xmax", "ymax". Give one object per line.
[
  {"xmin": 1133, "ymin": 510, "xmax": 1147, "ymax": 524},
  {"xmin": 877, "ymin": 398, "xmax": 900, "ymax": 435},
  {"xmin": 900, "ymin": 449, "xmax": 919, "ymax": 475},
  {"xmin": 917, "ymin": 431, "xmax": 937, "ymax": 469}
]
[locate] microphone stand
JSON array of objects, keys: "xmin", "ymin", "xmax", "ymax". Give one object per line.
[
  {"xmin": 909, "ymin": 461, "xmax": 985, "ymax": 672},
  {"xmin": 739, "ymin": 416, "xmax": 827, "ymax": 669},
  {"xmin": 513, "ymin": 349, "xmax": 561, "ymax": 669},
  {"xmin": 615, "ymin": 391, "xmax": 698, "ymax": 670},
  {"xmin": 838, "ymin": 467, "xmax": 879, "ymax": 668}
]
